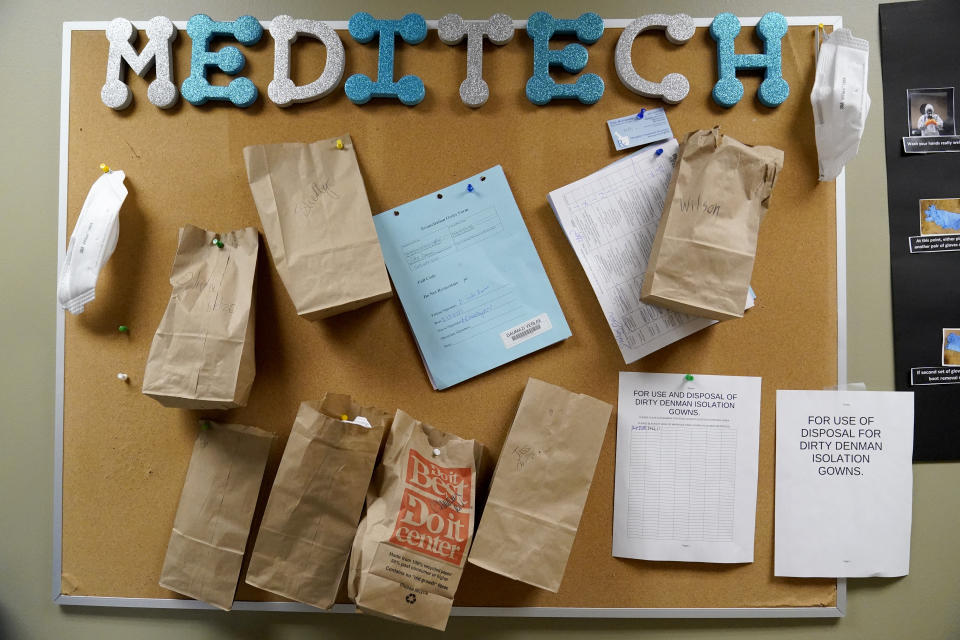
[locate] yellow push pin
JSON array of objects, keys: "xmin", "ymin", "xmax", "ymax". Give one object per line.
[
  {"xmin": 336, "ymin": 139, "xmax": 344, "ymax": 150},
  {"xmin": 340, "ymin": 414, "xmax": 349, "ymax": 421},
  {"xmin": 99, "ymin": 163, "xmax": 110, "ymax": 173}
]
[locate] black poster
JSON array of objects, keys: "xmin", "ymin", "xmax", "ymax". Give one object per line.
[{"xmin": 880, "ymin": 0, "xmax": 960, "ymax": 461}]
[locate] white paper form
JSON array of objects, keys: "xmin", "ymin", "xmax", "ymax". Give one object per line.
[
  {"xmin": 548, "ymin": 140, "xmax": 719, "ymax": 363},
  {"xmin": 775, "ymin": 390, "xmax": 914, "ymax": 577},
  {"xmin": 614, "ymin": 372, "xmax": 762, "ymax": 563}
]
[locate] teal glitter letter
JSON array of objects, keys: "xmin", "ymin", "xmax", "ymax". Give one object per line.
[{"xmin": 181, "ymin": 14, "xmax": 262, "ymax": 107}]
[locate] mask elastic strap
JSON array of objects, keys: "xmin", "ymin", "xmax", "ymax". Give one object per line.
[{"xmin": 815, "ymin": 23, "xmax": 824, "ymax": 62}]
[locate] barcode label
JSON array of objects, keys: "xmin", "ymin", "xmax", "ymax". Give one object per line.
[{"xmin": 500, "ymin": 313, "xmax": 552, "ymax": 349}]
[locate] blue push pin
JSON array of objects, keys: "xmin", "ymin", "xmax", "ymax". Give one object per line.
[
  {"xmin": 655, "ymin": 148, "xmax": 664, "ymax": 156},
  {"xmin": 637, "ymin": 108, "xmax": 646, "ymax": 119},
  {"xmin": 467, "ymin": 183, "xmax": 474, "ymax": 192}
]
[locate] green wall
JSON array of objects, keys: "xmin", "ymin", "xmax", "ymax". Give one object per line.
[{"xmin": 2, "ymin": 0, "xmax": 957, "ymax": 637}]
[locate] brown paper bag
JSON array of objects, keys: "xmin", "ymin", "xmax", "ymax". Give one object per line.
[
  {"xmin": 243, "ymin": 135, "xmax": 392, "ymax": 320},
  {"xmin": 245, "ymin": 394, "xmax": 393, "ymax": 609},
  {"xmin": 467, "ymin": 378, "xmax": 612, "ymax": 592},
  {"xmin": 142, "ymin": 225, "xmax": 258, "ymax": 409},
  {"xmin": 158, "ymin": 421, "xmax": 273, "ymax": 610},
  {"xmin": 640, "ymin": 127, "xmax": 784, "ymax": 320},
  {"xmin": 348, "ymin": 410, "xmax": 485, "ymax": 631}
]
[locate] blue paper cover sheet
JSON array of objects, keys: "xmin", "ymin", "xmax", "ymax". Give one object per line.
[{"xmin": 373, "ymin": 165, "xmax": 570, "ymax": 389}]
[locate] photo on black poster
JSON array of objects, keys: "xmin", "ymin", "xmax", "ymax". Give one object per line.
[
  {"xmin": 909, "ymin": 197, "xmax": 960, "ymax": 252},
  {"xmin": 911, "ymin": 328, "xmax": 960, "ymax": 385},
  {"xmin": 943, "ymin": 329, "xmax": 960, "ymax": 366},
  {"xmin": 903, "ymin": 87, "xmax": 960, "ymax": 153}
]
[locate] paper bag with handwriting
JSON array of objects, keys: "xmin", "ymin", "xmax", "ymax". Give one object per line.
[
  {"xmin": 467, "ymin": 378, "xmax": 612, "ymax": 592},
  {"xmin": 347, "ymin": 410, "xmax": 485, "ymax": 631},
  {"xmin": 641, "ymin": 127, "xmax": 784, "ymax": 320},
  {"xmin": 142, "ymin": 225, "xmax": 258, "ymax": 409},
  {"xmin": 158, "ymin": 421, "xmax": 273, "ymax": 610},
  {"xmin": 245, "ymin": 394, "xmax": 393, "ymax": 609},
  {"xmin": 243, "ymin": 135, "xmax": 392, "ymax": 320}
]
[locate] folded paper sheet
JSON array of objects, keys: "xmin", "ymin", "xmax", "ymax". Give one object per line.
[
  {"xmin": 641, "ymin": 127, "xmax": 783, "ymax": 320},
  {"xmin": 141, "ymin": 225, "xmax": 258, "ymax": 409},
  {"xmin": 468, "ymin": 378, "xmax": 613, "ymax": 592},
  {"xmin": 246, "ymin": 394, "xmax": 392, "ymax": 609},
  {"xmin": 348, "ymin": 411, "xmax": 485, "ymax": 630},
  {"xmin": 158, "ymin": 421, "xmax": 273, "ymax": 610},
  {"xmin": 243, "ymin": 135, "xmax": 392, "ymax": 319}
]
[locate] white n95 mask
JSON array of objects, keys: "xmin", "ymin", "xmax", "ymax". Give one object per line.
[
  {"xmin": 810, "ymin": 28, "xmax": 870, "ymax": 181},
  {"xmin": 57, "ymin": 169, "xmax": 127, "ymax": 314}
]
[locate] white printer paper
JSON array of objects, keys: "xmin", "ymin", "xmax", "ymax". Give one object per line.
[
  {"xmin": 547, "ymin": 141, "xmax": 754, "ymax": 364},
  {"xmin": 614, "ymin": 372, "xmax": 762, "ymax": 563},
  {"xmin": 775, "ymin": 390, "xmax": 914, "ymax": 577}
]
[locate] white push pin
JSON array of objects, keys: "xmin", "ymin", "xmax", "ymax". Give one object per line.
[
  {"xmin": 117, "ymin": 372, "xmax": 129, "ymax": 382},
  {"xmin": 432, "ymin": 448, "xmax": 441, "ymax": 457}
]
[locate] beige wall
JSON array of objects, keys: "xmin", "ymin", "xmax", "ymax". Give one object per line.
[{"xmin": 2, "ymin": 0, "xmax": 957, "ymax": 637}]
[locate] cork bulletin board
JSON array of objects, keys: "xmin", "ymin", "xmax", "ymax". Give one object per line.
[{"xmin": 55, "ymin": 16, "xmax": 844, "ymax": 616}]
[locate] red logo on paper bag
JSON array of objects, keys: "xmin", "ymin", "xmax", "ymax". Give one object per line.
[{"xmin": 389, "ymin": 450, "xmax": 472, "ymax": 565}]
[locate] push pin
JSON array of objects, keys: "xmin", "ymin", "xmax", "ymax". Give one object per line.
[
  {"xmin": 212, "ymin": 236, "xmax": 224, "ymax": 249},
  {"xmin": 684, "ymin": 374, "xmax": 694, "ymax": 381},
  {"xmin": 432, "ymin": 448, "xmax": 441, "ymax": 457},
  {"xmin": 201, "ymin": 420, "xmax": 211, "ymax": 431},
  {"xmin": 117, "ymin": 372, "xmax": 129, "ymax": 382},
  {"xmin": 118, "ymin": 325, "xmax": 129, "ymax": 333},
  {"xmin": 99, "ymin": 163, "xmax": 111, "ymax": 173},
  {"xmin": 467, "ymin": 183, "xmax": 474, "ymax": 193},
  {"xmin": 655, "ymin": 148, "xmax": 664, "ymax": 156},
  {"xmin": 336, "ymin": 138, "xmax": 344, "ymax": 150},
  {"xmin": 340, "ymin": 414, "xmax": 349, "ymax": 421},
  {"xmin": 637, "ymin": 108, "xmax": 646, "ymax": 119}
]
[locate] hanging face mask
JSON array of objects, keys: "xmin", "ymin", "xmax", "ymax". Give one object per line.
[
  {"xmin": 57, "ymin": 169, "xmax": 127, "ymax": 314},
  {"xmin": 810, "ymin": 27, "xmax": 870, "ymax": 182}
]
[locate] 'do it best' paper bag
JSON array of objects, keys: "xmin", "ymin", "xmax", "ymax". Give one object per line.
[
  {"xmin": 348, "ymin": 411, "xmax": 485, "ymax": 631},
  {"xmin": 467, "ymin": 378, "xmax": 612, "ymax": 592},
  {"xmin": 243, "ymin": 135, "xmax": 392, "ymax": 320},
  {"xmin": 641, "ymin": 127, "xmax": 784, "ymax": 320},
  {"xmin": 158, "ymin": 421, "xmax": 273, "ymax": 611},
  {"xmin": 142, "ymin": 225, "xmax": 258, "ymax": 409},
  {"xmin": 245, "ymin": 394, "xmax": 393, "ymax": 609}
]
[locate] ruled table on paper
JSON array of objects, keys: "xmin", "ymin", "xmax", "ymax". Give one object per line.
[{"xmin": 614, "ymin": 372, "xmax": 761, "ymax": 564}]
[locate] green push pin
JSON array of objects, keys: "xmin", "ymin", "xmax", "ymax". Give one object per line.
[
  {"xmin": 212, "ymin": 237, "xmax": 224, "ymax": 249},
  {"xmin": 200, "ymin": 420, "xmax": 211, "ymax": 431},
  {"xmin": 684, "ymin": 374, "xmax": 694, "ymax": 382},
  {"xmin": 118, "ymin": 325, "xmax": 129, "ymax": 333}
]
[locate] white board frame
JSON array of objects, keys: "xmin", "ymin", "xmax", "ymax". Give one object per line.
[{"xmin": 54, "ymin": 16, "xmax": 847, "ymax": 618}]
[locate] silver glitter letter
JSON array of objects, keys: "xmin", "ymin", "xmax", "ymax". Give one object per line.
[
  {"xmin": 615, "ymin": 14, "xmax": 695, "ymax": 104},
  {"xmin": 438, "ymin": 13, "xmax": 514, "ymax": 108},
  {"xmin": 268, "ymin": 15, "xmax": 345, "ymax": 107},
  {"xmin": 101, "ymin": 17, "xmax": 178, "ymax": 110}
]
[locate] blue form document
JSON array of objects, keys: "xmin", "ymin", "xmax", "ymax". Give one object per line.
[{"xmin": 373, "ymin": 165, "xmax": 570, "ymax": 390}]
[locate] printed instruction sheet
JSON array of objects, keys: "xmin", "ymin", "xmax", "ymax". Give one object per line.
[
  {"xmin": 775, "ymin": 390, "xmax": 914, "ymax": 577},
  {"xmin": 614, "ymin": 372, "xmax": 762, "ymax": 563}
]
